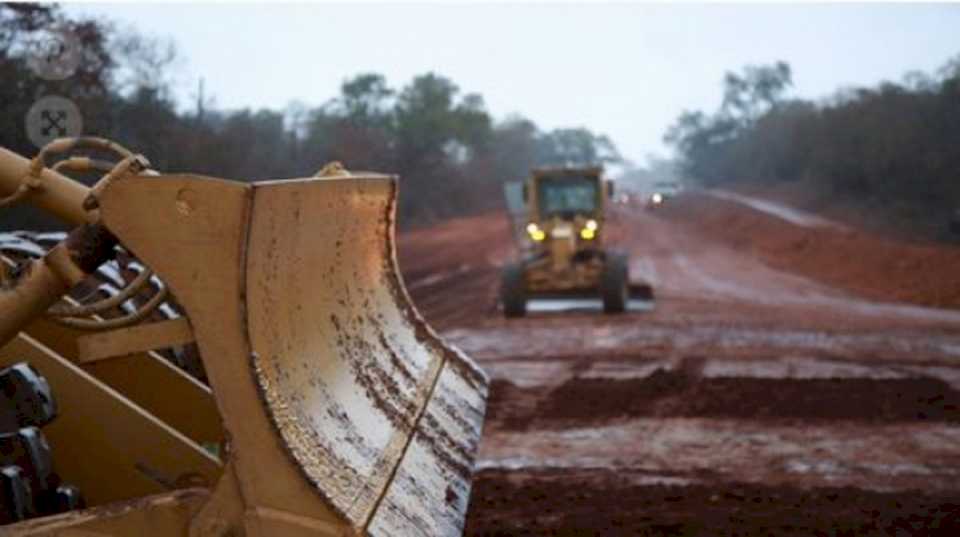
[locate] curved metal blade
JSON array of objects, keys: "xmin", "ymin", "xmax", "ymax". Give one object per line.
[
  {"xmin": 98, "ymin": 173, "xmax": 489, "ymax": 536},
  {"xmin": 246, "ymin": 177, "xmax": 489, "ymax": 534}
]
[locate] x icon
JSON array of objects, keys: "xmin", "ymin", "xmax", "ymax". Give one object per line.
[{"xmin": 41, "ymin": 110, "xmax": 68, "ymax": 137}]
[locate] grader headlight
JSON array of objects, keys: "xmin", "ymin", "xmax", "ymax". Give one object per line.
[
  {"xmin": 526, "ymin": 222, "xmax": 546, "ymax": 242},
  {"xmin": 580, "ymin": 219, "xmax": 598, "ymax": 240}
]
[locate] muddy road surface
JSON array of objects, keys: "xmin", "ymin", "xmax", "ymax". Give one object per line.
[{"xmin": 398, "ymin": 194, "xmax": 960, "ymax": 536}]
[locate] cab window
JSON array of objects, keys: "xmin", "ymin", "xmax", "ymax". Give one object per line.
[{"xmin": 537, "ymin": 177, "xmax": 598, "ymax": 216}]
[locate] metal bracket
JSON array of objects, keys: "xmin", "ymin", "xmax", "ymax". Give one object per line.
[{"xmin": 76, "ymin": 318, "xmax": 195, "ymax": 364}]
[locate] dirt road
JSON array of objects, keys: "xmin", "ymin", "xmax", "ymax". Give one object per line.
[{"xmin": 398, "ymin": 194, "xmax": 960, "ymax": 536}]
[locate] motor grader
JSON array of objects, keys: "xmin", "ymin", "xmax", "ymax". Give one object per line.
[
  {"xmin": 500, "ymin": 166, "xmax": 629, "ymax": 317},
  {"xmin": 0, "ymin": 137, "xmax": 488, "ymax": 535}
]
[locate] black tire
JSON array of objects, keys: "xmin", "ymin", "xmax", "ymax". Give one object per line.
[
  {"xmin": 602, "ymin": 252, "xmax": 629, "ymax": 314},
  {"xmin": 500, "ymin": 263, "xmax": 527, "ymax": 318}
]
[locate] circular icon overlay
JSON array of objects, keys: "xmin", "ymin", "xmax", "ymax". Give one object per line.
[
  {"xmin": 26, "ymin": 96, "xmax": 83, "ymax": 149},
  {"xmin": 26, "ymin": 26, "xmax": 82, "ymax": 81}
]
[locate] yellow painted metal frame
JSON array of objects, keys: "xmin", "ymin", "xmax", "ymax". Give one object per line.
[
  {"xmin": 1, "ymin": 143, "xmax": 488, "ymax": 536},
  {"xmin": 522, "ymin": 166, "xmax": 613, "ymax": 293},
  {"xmin": 0, "ymin": 334, "xmax": 222, "ymax": 506}
]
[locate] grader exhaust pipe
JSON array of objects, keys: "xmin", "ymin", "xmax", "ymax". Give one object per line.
[{"xmin": 0, "ymin": 139, "xmax": 488, "ymax": 536}]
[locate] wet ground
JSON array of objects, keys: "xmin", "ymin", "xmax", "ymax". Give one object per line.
[{"xmin": 397, "ymin": 193, "xmax": 960, "ymax": 535}]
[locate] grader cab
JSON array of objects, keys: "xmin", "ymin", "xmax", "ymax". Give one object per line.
[
  {"xmin": 500, "ymin": 166, "xmax": 630, "ymax": 317},
  {"xmin": 0, "ymin": 138, "xmax": 488, "ymax": 536}
]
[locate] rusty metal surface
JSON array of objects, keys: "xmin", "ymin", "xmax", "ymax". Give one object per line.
[
  {"xmin": 246, "ymin": 177, "xmax": 489, "ymax": 532},
  {"xmin": 367, "ymin": 353, "xmax": 488, "ymax": 536},
  {"xmin": 95, "ymin": 172, "xmax": 489, "ymax": 535}
]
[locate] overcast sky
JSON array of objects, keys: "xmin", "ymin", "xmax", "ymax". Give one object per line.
[{"xmin": 68, "ymin": 2, "xmax": 960, "ymax": 165}]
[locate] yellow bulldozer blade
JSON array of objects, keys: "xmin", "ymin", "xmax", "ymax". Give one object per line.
[
  {"xmin": 97, "ymin": 173, "xmax": 487, "ymax": 535},
  {"xmin": 0, "ymin": 142, "xmax": 488, "ymax": 535}
]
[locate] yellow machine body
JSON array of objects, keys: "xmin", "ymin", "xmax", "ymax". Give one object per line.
[
  {"xmin": 499, "ymin": 165, "xmax": 630, "ymax": 317},
  {"xmin": 0, "ymin": 141, "xmax": 488, "ymax": 536},
  {"xmin": 522, "ymin": 166, "xmax": 613, "ymax": 293}
]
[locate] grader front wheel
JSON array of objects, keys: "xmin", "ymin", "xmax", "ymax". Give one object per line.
[
  {"xmin": 500, "ymin": 263, "xmax": 527, "ymax": 318},
  {"xmin": 602, "ymin": 252, "xmax": 629, "ymax": 314}
]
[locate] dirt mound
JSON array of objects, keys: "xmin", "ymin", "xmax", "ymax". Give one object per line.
[
  {"xmin": 658, "ymin": 193, "xmax": 960, "ymax": 309},
  {"xmin": 465, "ymin": 469, "xmax": 960, "ymax": 536},
  {"xmin": 533, "ymin": 370, "xmax": 960, "ymax": 425}
]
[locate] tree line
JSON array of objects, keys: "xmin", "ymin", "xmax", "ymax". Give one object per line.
[
  {"xmin": 1, "ymin": 3, "xmax": 621, "ymax": 230},
  {"xmin": 665, "ymin": 57, "xmax": 960, "ymax": 239}
]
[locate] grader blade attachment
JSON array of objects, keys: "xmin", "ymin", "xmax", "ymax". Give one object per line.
[
  {"xmin": 93, "ymin": 173, "xmax": 488, "ymax": 536},
  {"xmin": 1, "ymin": 140, "xmax": 488, "ymax": 536}
]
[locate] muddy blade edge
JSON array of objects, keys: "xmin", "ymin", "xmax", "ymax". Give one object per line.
[{"xmin": 97, "ymin": 173, "xmax": 489, "ymax": 536}]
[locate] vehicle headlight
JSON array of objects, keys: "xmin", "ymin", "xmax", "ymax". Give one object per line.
[
  {"xmin": 526, "ymin": 222, "xmax": 546, "ymax": 242},
  {"xmin": 580, "ymin": 219, "xmax": 598, "ymax": 240},
  {"xmin": 651, "ymin": 193, "xmax": 664, "ymax": 204}
]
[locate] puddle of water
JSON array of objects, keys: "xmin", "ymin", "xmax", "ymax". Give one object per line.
[
  {"xmin": 477, "ymin": 456, "xmax": 609, "ymax": 472},
  {"xmin": 475, "ymin": 457, "xmax": 697, "ymax": 486},
  {"xmin": 785, "ymin": 459, "xmax": 960, "ymax": 479},
  {"xmin": 581, "ymin": 361, "xmax": 665, "ymax": 380},
  {"xmin": 702, "ymin": 357, "xmax": 908, "ymax": 380},
  {"xmin": 449, "ymin": 321, "xmax": 960, "ymax": 364},
  {"xmin": 785, "ymin": 459, "xmax": 848, "ymax": 476},
  {"xmin": 558, "ymin": 428, "xmax": 615, "ymax": 442},
  {"xmin": 482, "ymin": 360, "xmax": 572, "ymax": 387},
  {"xmin": 481, "ymin": 420, "xmax": 960, "ymax": 492}
]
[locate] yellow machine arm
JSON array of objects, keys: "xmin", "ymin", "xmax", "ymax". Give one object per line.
[{"xmin": 0, "ymin": 138, "xmax": 488, "ymax": 536}]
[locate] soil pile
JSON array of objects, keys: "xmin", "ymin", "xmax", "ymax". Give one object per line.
[{"xmin": 659, "ymin": 194, "xmax": 960, "ymax": 309}]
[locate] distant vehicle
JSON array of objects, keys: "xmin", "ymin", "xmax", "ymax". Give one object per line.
[{"xmin": 647, "ymin": 181, "xmax": 681, "ymax": 208}]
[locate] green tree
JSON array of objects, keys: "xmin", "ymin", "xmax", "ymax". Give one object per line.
[
  {"xmin": 721, "ymin": 61, "xmax": 793, "ymax": 124},
  {"xmin": 536, "ymin": 127, "xmax": 622, "ymax": 166}
]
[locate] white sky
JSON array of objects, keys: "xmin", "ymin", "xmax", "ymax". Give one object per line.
[{"xmin": 68, "ymin": 2, "xmax": 960, "ymax": 165}]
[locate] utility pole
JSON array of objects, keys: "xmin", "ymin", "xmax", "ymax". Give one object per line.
[{"xmin": 196, "ymin": 77, "xmax": 205, "ymax": 123}]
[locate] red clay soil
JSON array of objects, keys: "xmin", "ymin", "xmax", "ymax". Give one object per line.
[
  {"xmin": 396, "ymin": 204, "xmax": 960, "ymax": 536},
  {"xmin": 486, "ymin": 371, "xmax": 960, "ymax": 429},
  {"xmin": 657, "ymin": 193, "xmax": 960, "ymax": 309},
  {"xmin": 397, "ymin": 212, "xmax": 512, "ymax": 329},
  {"xmin": 465, "ymin": 469, "xmax": 960, "ymax": 537}
]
